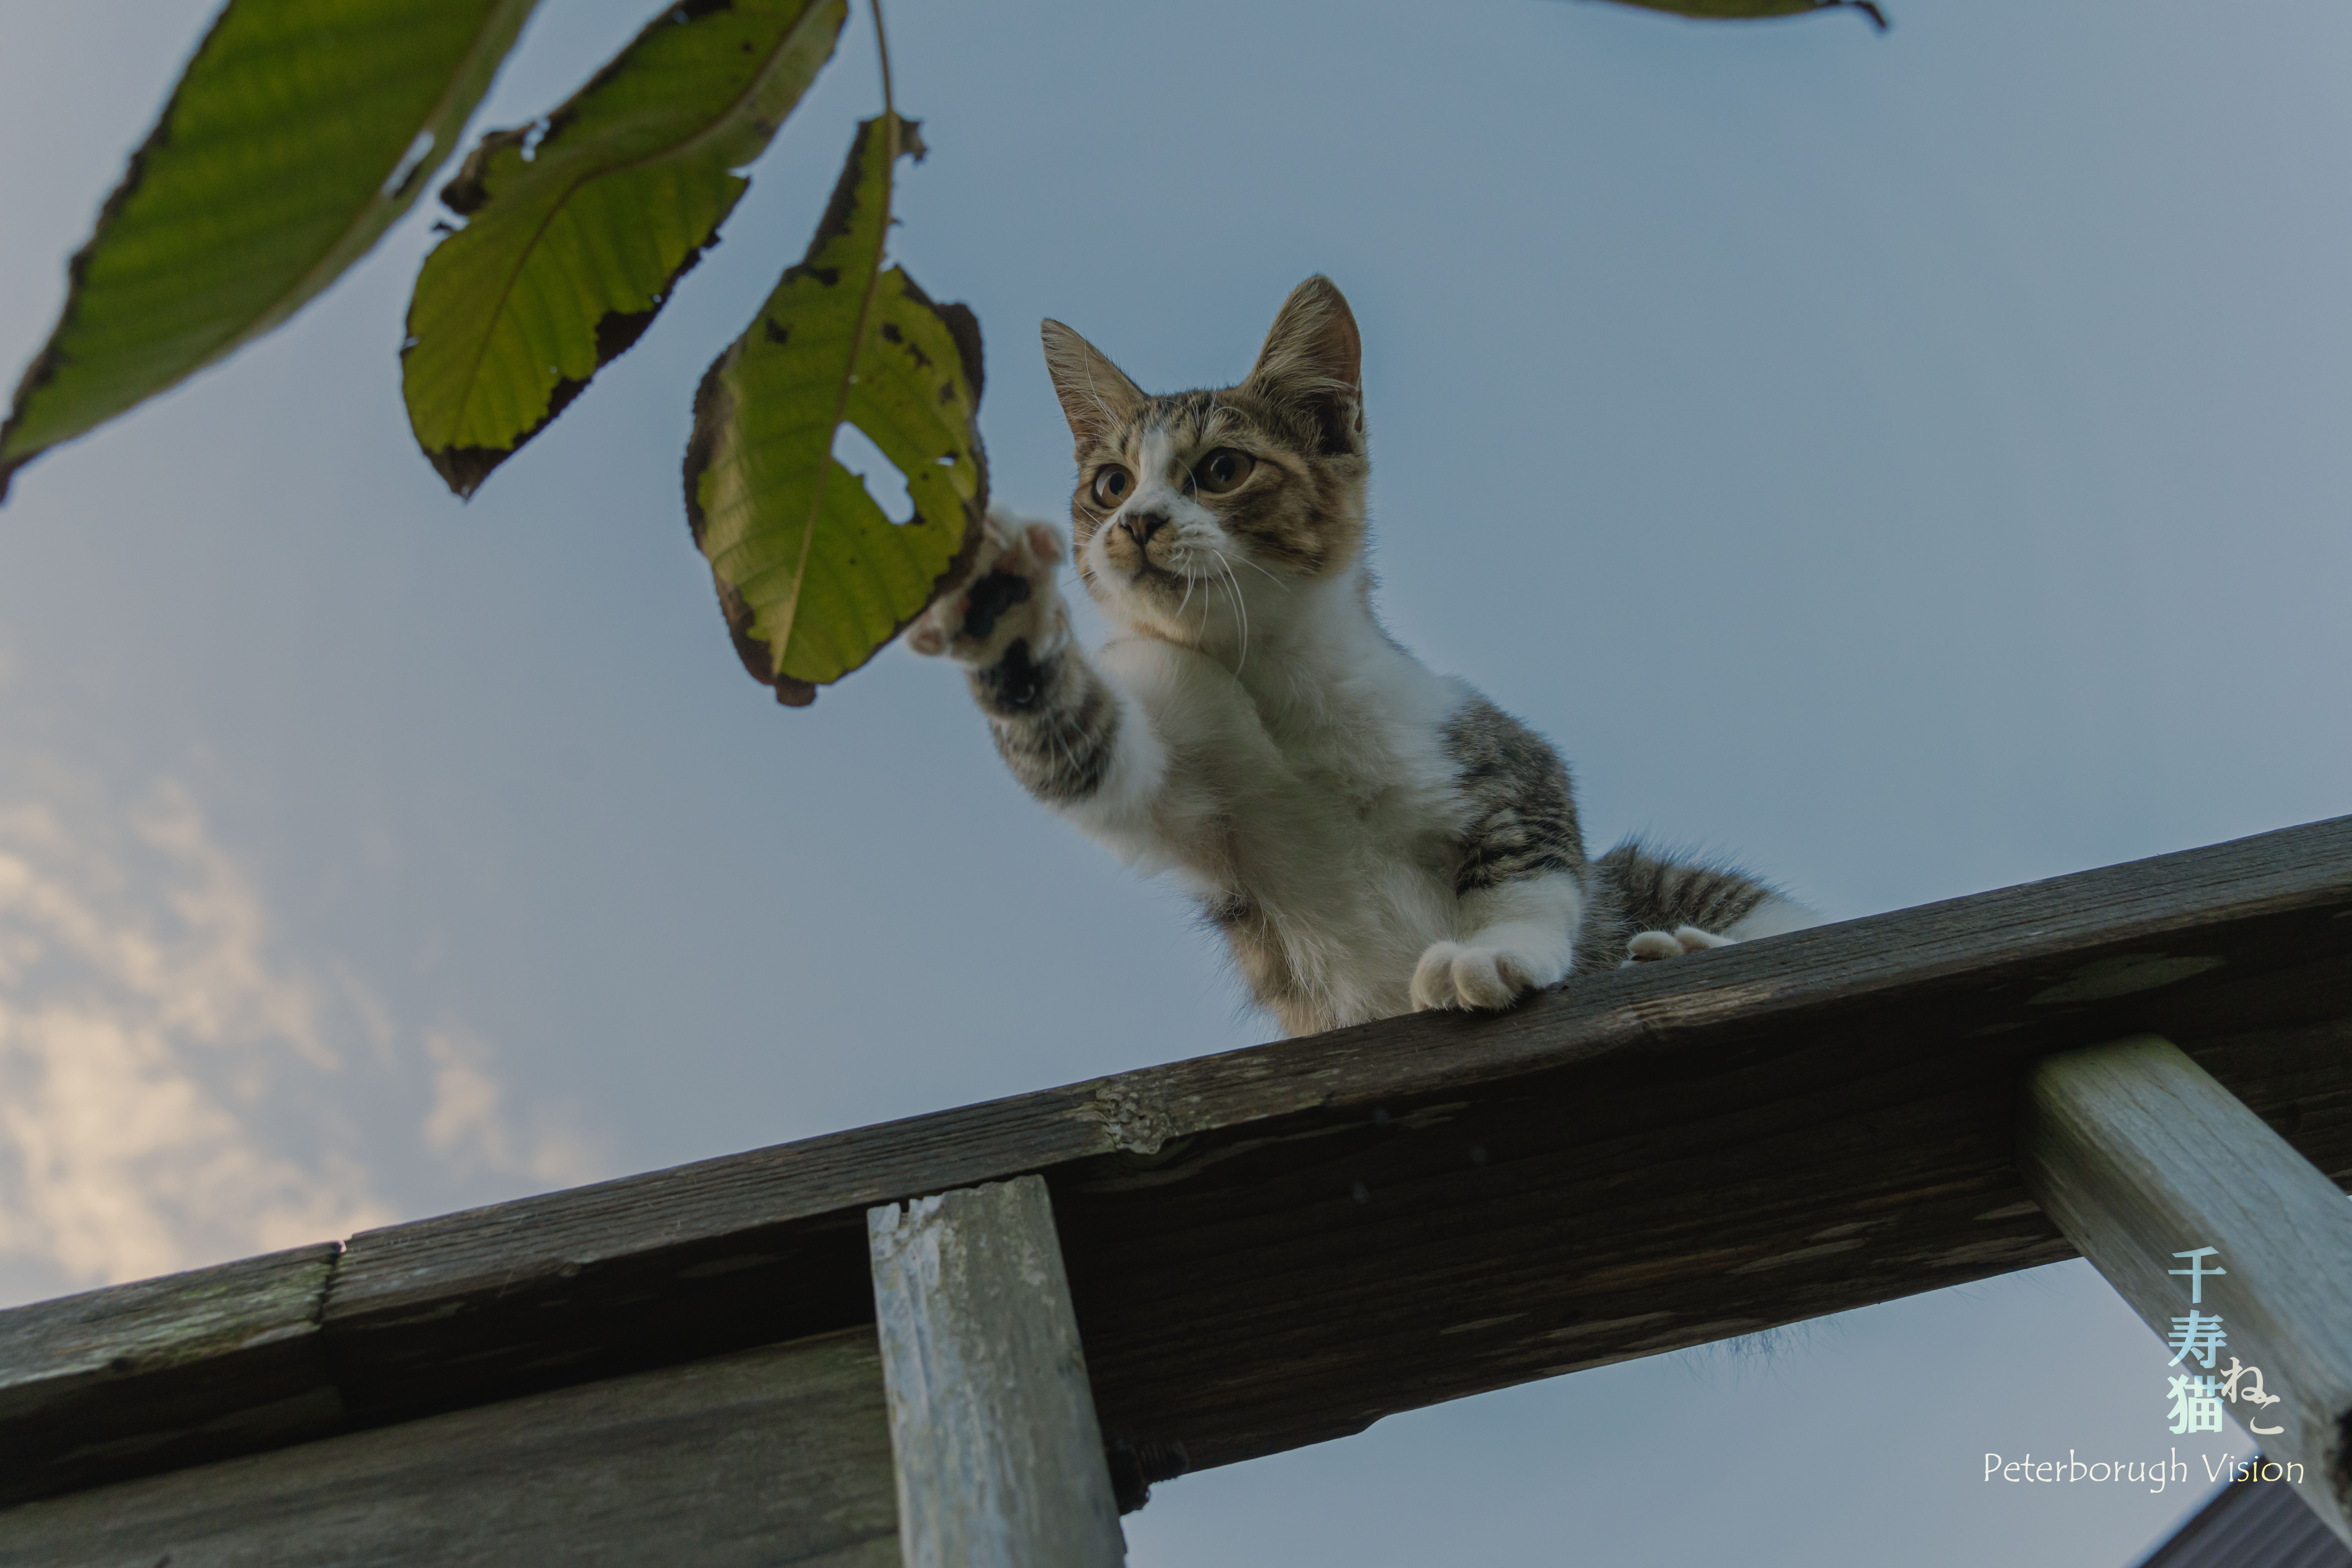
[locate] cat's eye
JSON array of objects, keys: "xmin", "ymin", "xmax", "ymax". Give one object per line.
[
  {"xmin": 1089, "ymin": 466, "xmax": 1132, "ymax": 510},
  {"xmin": 1193, "ymin": 448, "xmax": 1256, "ymax": 495}
]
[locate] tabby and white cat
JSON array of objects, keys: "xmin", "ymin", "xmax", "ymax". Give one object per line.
[{"xmin": 909, "ymin": 277, "xmax": 1816, "ymax": 1037}]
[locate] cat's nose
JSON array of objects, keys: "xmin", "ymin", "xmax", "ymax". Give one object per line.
[{"xmin": 1118, "ymin": 510, "xmax": 1170, "ymax": 549}]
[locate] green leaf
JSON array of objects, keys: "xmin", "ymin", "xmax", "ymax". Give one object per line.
[
  {"xmin": 1598, "ymin": 0, "xmax": 1887, "ymax": 24},
  {"xmin": 0, "ymin": 0, "xmax": 540, "ymax": 502},
  {"xmin": 403, "ymin": 0, "xmax": 849, "ymax": 498},
  {"xmin": 685, "ymin": 113, "xmax": 985, "ymax": 707}
]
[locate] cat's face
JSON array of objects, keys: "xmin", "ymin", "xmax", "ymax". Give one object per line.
[{"xmin": 1041, "ymin": 278, "xmax": 1369, "ymax": 643}]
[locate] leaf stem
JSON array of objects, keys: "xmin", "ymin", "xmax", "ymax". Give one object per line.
[{"xmin": 869, "ymin": 0, "xmax": 895, "ymax": 117}]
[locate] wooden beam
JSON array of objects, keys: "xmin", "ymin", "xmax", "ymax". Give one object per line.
[
  {"xmin": 869, "ymin": 1176, "xmax": 1126, "ymax": 1566},
  {"xmin": 0, "ymin": 1243, "xmax": 339, "ymax": 1505},
  {"xmin": 2, "ymin": 815, "xmax": 2348, "ymax": 1505},
  {"xmin": 0, "ymin": 1327, "xmax": 897, "ymax": 1565},
  {"xmin": 2136, "ymin": 1458, "xmax": 2352, "ymax": 1568},
  {"xmin": 2019, "ymin": 1035, "xmax": 2352, "ymax": 1546}
]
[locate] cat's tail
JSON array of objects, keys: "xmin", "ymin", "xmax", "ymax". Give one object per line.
[{"xmin": 1583, "ymin": 838, "xmax": 1818, "ymax": 972}]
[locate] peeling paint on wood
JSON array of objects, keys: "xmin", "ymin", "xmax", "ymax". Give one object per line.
[{"xmin": 870, "ymin": 1177, "xmax": 1125, "ymax": 1566}]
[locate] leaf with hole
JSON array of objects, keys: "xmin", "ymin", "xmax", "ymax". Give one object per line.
[
  {"xmin": 684, "ymin": 113, "xmax": 985, "ymax": 706},
  {"xmin": 403, "ymin": 0, "xmax": 849, "ymax": 498},
  {"xmin": 0, "ymin": 0, "xmax": 540, "ymax": 502}
]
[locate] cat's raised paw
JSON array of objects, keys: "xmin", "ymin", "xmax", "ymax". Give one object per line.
[
  {"xmin": 1411, "ymin": 941, "xmax": 1535, "ymax": 1012},
  {"xmin": 1624, "ymin": 925, "xmax": 1736, "ymax": 964},
  {"xmin": 907, "ymin": 512, "xmax": 1068, "ymax": 664}
]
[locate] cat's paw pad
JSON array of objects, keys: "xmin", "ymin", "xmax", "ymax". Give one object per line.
[
  {"xmin": 1624, "ymin": 926, "xmax": 1735, "ymax": 964},
  {"xmin": 907, "ymin": 513, "xmax": 1068, "ymax": 663},
  {"xmin": 1411, "ymin": 942, "xmax": 1534, "ymax": 1012}
]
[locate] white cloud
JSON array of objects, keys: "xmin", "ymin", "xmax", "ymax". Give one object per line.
[
  {"xmin": 0, "ymin": 771, "xmax": 591, "ymax": 1300},
  {"xmin": 423, "ymin": 1028, "xmax": 599, "ymax": 1189}
]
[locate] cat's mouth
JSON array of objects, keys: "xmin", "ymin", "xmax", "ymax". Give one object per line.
[
  {"xmin": 1096, "ymin": 529, "xmax": 1192, "ymax": 589},
  {"xmin": 1089, "ymin": 519, "xmax": 1245, "ymax": 616}
]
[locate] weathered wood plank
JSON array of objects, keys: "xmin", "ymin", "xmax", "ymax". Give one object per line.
[
  {"xmin": 2137, "ymin": 1460, "xmax": 2352, "ymax": 1568},
  {"xmin": 2019, "ymin": 1035, "xmax": 2352, "ymax": 1545},
  {"xmin": 0, "ymin": 1244, "xmax": 340, "ymax": 1505},
  {"xmin": 312, "ymin": 816, "xmax": 2352, "ymax": 1423},
  {"xmin": 1057, "ymin": 997, "xmax": 2348, "ymax": 1475},
  {"xmin": 0, "ymin": 1326, "xmax": 897, "ymax": 1567},
  {"xmin": 3, "ymin": 815, "xmax": 2349, "ymax": 1503},
  {"xmin": 870, "ymin": 1177, "xmax": 1125, "ymax": 1567}
]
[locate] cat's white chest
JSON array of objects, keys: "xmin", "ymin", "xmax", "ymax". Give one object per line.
[{"xmin": 1081, "ymin": 625, "xmax": 1473, "ymax": 1027}]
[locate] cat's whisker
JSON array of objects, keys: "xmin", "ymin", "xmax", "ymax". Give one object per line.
[
  {"xmin": 1221, "ymin": 548, "xmax": 1292, "ymax": 597},
  {"xmin": 1196, "ymin": 560, "xmax": 1226, "ymax": 642},
  {"xmin": 1217, "ymin": 556, "xmax": 1251, "ymax": 675}
]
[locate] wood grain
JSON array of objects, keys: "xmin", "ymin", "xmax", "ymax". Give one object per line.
[
  {"xmin": 2021, "ymin": 1035, "xmax": 2352, "ymax": 1546},
  {"xmin": 2, "ymin": 814, "xmax": 2348, "ymax": 1506},
  {"xmin": 870, "ymin": 1177, "xmax": 1126, "ymax": 1567},
  {"xmin": 0, "ymin": 1244, "xmax": 340, "ymax": 1505},
  {"xmin": 2137, "ymin": 1459, "xmax": 2352, "ymax": 1568},
  {"xmin": 0, "ymin": 1326, "xmax": 897, "ymax": 1567}
]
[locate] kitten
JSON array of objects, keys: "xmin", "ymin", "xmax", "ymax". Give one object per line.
[{"xmin": 908, "ymin": 277, "xmax": 1817, "ymax": 1037}]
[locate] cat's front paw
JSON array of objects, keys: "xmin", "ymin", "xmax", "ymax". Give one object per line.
[
  {"xmin": 1624, "ymin": 926, "xmax": 1736, "ymax": 964},
  {"xmin": 1411, "ymin": 941, "xmax": 1537, "ymax": 1012},
  {"xmin": 907, "ymin": 511, "xmax": 1068, "ymax": 666}
]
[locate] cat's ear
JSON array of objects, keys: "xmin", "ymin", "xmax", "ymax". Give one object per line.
[
  {"xmin": 1247, "ymin": 276, "xmax": 1363, "ymax": 457},
  {"xmin": 1040, "ymin": 319, "xmax": 1145, "ymax": 449}
]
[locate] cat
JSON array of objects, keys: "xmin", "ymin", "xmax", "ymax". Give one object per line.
[{"xmin": 908, "ymin": 277, "xmax": 1818, "ymax": 1038}]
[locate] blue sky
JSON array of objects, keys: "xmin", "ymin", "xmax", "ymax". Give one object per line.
[{"xmin": 2, "ymin": 0, "xmax": 2345, "ymax": 1561}]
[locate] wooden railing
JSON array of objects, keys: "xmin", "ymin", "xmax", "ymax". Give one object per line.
[{"xmin": 3, "ymin": 816, "xmax": 2349, "ymax": 1563}]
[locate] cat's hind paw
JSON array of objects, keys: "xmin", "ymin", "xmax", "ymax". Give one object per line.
[
  {"xmin": 1411, "ymin": 941, "xmax": 1536, "ymax": 1012},
  {"xmin": 1624, "ymin": 925, "xmax": 1735, "ymax": 964}
]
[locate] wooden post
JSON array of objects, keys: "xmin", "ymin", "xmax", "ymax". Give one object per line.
[
  {"xmin": 2019, "ymin": 1033, "xmax": 2352, "ymax": 1544},
  {"xmin": 868, "ymin": 1175, "xmax": 1125, "ymax": 1568}
]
